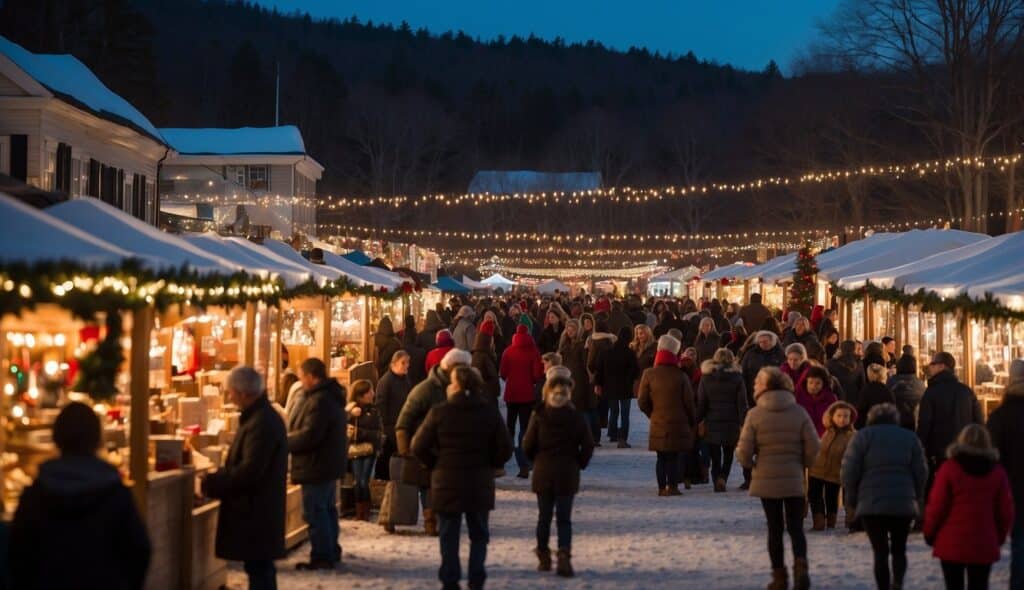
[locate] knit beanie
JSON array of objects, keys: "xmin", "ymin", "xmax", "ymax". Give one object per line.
[
  {"xmin": 518, "ymin": 314, "xmax": 534, "ymax": 330},
  {"xmin": 657, "ymin": 334, "xmax": 681, "ymax": 355},
  {"xmin": 440, "ymin": 348, "xmax": 472, "ymax": 371},
  {"xmin": 435, "ymin": 329, "xmax": 454, "ymax": 348},
  {"xmin": 546, "ymin": 365, "xmax": 572, "ymax": 382},
  {"xmin": 478, "ymin": 320, "xmax": 495, "ymax": 337}
]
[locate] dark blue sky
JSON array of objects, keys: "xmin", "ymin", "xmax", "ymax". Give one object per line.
[{"xmin": 257, "ymin": 0, "xmax": 840, "ymax": 72}]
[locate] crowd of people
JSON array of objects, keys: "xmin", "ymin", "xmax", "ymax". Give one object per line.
[{"xmin": 5, "ymin": 290, "xmax": 1022, "ymax": 590}]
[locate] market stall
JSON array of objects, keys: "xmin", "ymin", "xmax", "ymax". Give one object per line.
[{"xmin": 646, "ymin": 266, "xmax": 699, "ymax": 298}]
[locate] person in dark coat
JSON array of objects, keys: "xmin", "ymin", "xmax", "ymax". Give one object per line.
[
  {"xmin": 11, "ymin": 402, "xmax": 151, "ymax": 590},
  {"xmin": 396, "ymin": 348, "xmax": 473, "ymax": 536},
  {"xmin": 842, "ymin": 403, "xmax": 929, "ymax": 590},
  {"xmin": 523, "ymin": 376, "xmax": 595, "ymax": 577},
  {"xmin": 288, "ymin": 358, "xmax": 347, "ymax": 569},
  {"xmin": 472, "ymin": 320, "xmax": 501, "ymax": 405},
  {"xmin": 374, "ymin": 316, "xmax": 403, "ymax": 380},
  {"xmin": 856, "ymin": 363, "xmax": 898, "ymax": 429},
  {"xmin": 637, "ymin": 334, "xmax": 697, "ymax": 496},
  {"xmin": 594, "ymin": 326, "xmax": 639, "ymax": 447},
  {"xmin": 741, "ymin": 330, "xmax": 786, "ymax": 405},
  {"xmin": 608, "ymin": 300, "xmax": 633, "ymax": 336},
  {"xmin": 917, "ymin": 352, "xmax": 983, "ymax": 493},
  {"xmin": 697, "ymin": 348, "xmax": 748, "ymax": 492},
  {"xmin": 538, "ymin": 310, "xmax": 564, "ymax": 354},
  {"xmin": 375, "ymin": 350, "xmax": 412, "ymax": 482},
  {"xmin": 401, "ymin": 314, "xmax": 427, "ymax": 385},
  {"xmin": 586, "ymin": 319, "xmax": 619, "ymax": 442},
  {"xmin": 418, "ymin": 310, "xmax": 445, "ymax": 352},
  {"xmin": 693, "ymin": 316, "xmax": 722, "ymax": 364},
  {"xmin": 887, "ymin": 347, "xmax": 925, "ymax": 424},
  {"xmin": 782, "ymin": 317, "xmax": 825, "ymax": 363},
  {"xmin": 827, "ymin": 340, "xmax": 866, "ymax": 406},
  {"xmin": 986, "ymin": 359, "xmax": 1024, "ymax": 589},
  {"xmin": 412, "ymin": 366, "xmax": 513, "ymax": 590},
  {"xmin": 862, "ymin": 341, "xmax": 888, "ymax": 377},
  {"xmin": 739, "ymin": 293, "xmax": 773, "ymax": 341},
  {"xmin": 346, "ymin": 379, "xmax": 383, "ymax": 521},
  {"xmin": 923, "ymin": 424, "xmax": 1014, "ymax": 590}
]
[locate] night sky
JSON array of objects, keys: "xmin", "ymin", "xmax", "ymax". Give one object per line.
[{"xmin": 255, "ymin": 0, "xmax": 840, "ymax": 72}]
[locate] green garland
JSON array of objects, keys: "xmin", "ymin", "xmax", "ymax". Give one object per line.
[
  {"xmin": 831, "ymin": 281, "xmax": 1024, "ymax": 322},
  {"xmin": 72, "ymin": 311, "xmax": 123, "ymax": 401}
]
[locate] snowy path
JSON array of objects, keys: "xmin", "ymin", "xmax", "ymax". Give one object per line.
[{"xmin": 228, "ymin": 407, "xmax": 1011, "ymax": 589}]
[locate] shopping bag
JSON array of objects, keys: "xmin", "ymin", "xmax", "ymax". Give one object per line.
[{"xmin": 378, "ymin": 480, "xmax": 420, "ymax": 526}]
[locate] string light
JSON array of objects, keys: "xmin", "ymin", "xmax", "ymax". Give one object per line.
[{"xmin": 486, "ymin": 262, "xmax": 666, "ymax": 280}]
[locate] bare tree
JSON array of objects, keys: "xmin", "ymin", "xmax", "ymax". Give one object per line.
[{"xmin": 821, "ymin": 0, "xmax": 1024, "ymax": 231}]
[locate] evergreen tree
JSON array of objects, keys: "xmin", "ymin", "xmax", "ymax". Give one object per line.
[{"xmin": 789, "ymin": 241, "xmax": 818, "ymax": 318}]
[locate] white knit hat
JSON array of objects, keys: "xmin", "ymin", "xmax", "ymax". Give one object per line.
[
  {"xmin": 657, "ymin": 334, "xmax": 681, "ymax": 355},
  {"xmin": 440, "ymin": 348, "xmax": 472, "ymax": 371},
  {"xmin": 546, "ymin": 365, "xmax": 572, "ymax": 382}
]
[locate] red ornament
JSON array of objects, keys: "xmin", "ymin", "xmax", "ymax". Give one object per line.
[
  {"xmin": 379, "ymin": 286, "xmax": 389, "ymax": 293},
  {"xmin": 720, "ymin": 278, "xmax": 730, "ymax": 286}
]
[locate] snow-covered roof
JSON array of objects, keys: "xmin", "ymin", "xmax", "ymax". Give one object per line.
[
  {"xmin": 468, "ymin": 170, "xmax": 601, "ymax": 194},
  {"xmin": 481, "ymin": 273, "xmax": 517, "ymax": 287},
  {"xmin": 180, "ymin": 233, "xmax": 309, "ymax": 287},
  {"xmin": 260, "ymin": 239, "xmax": 341, "ymax": 286},
  {"xmin": 0, "ymin": 36, "xmax": 164, "ymax": 144},
  {"xmin": 650, "ymin": 266, "xmax": 701, "ymax": 283},
  {"xmin": 760, "ymin": 233, "xmax": 902, "ymax": 283},
  {"xmin": 820, "ymin": 228, "xmax": 987, "ymax": 283},
  {"xmin": 319, "ymin": 249, "xmax": 404, "ymax": 290},
  {"xmin": 159, "ymin": 126, "xmax": 307, "ymax": 156},
  {"xmin": 967, "ymin": 275, "xmax": 1024, "ymax": 311},
  {"xmin": 537, "ymin": 279, "xmax": 570, "ymax": 294},
  {"xmin": 46, "ymin": 198, "xmax": 237, "ymax": 275},
  {"xmin": 0, "ymin": 192, "xmax": 169, "ymax": 269},
  {"xmin": 701, "ymin": 262, "xmax": 753, "ymax": 282}
]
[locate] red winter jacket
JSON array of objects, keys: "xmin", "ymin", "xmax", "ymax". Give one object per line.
[
  {"xmin": 500, "ymin": 331, "xmax": 543, "ymax": 404},
  {"xmin": 782, "ymin": 362, "xmax": 811, "ymax": 393},
  {"xmin": 923, "ymin": 452, "xmax": 1015, "ymax": 565},
  {"xmin": 795, "ymin": 387, "xmax": 838, "ymax": 437}
]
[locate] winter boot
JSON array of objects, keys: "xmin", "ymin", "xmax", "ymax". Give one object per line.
[
  {"xmin": 683, "ymin": 479, "xmax": 692, "ymax": 490},
  {"xmin": 423, "ymin": 509, "xmax": 438, "ymax": 536},
  {"xmin": 535, "ymin": 547, "xmax": 552, "ymax": 572},
  {"xmin": 812, "ymin": 513, "xmax": 826, "ymax": 531},
  {"xmin": 766, "ymin": 568, "xmax": 788, "ymax": 590},
  {"xmin": 556, "ymin": 549, "xmax": 574, "ymax": 578},
  {"xmin": 658, "ymin": 487, "xmax": 668, "ymax": 497},
  {"xmin": 666, "ymin": 484, "xmax": 683, "ymax": 496},
  {"xmin": 714, "ymin": 478, "xmax": 727, "ymax": 493},
  {"xmin": 617, "ymin": 437, "xmax": 631, "ymax": 449},
  {"xmin": 517, "ymin": 467, "xmax": 530, "ymax": 479},
  {"xmin": 826, "ymin": 514, "xmax": 837, "ymax": 529},
  {"xmin": 382, "ymin": 522, "xmax": 396, "ymax": 534},
  {"xmin": 792, "ymin": 557, "xmax": 810, "ymax": 590}
]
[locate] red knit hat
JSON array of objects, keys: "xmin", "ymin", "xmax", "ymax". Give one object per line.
[
  {"xmin": 435, "ymin": 329, "xmax": 454, "ymax": 348},
  {"xmin": 516, "ymin": 324, "xmax": 529, "ymax": 335},
  {"xmin": 479, "ymin": 320, "xmax": 495, "ymax": 336}
]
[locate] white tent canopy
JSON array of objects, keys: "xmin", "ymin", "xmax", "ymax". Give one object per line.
[
  {"xmin": 649, "ymin": 266, "xmax": 700, "ymax": 283},
  {"xmin": 481, "ymin": 273, "xmax": 517, "ymax": 288},
  {"xmin": 319, "ymin": 249, "xmax": 404, "ymax": 290},
  {"xmin": 537, "ymin": 279, "xmax": 569, "ymax": 295},
  {"xmin": 701, "ymin": 262, "xmax": 752, "ymax": 281},
  {"xmin": 260, "ymin": 239, "xmax": 342, "ymax": 286},
  {"xmin": 0, "ymin": 193, "xmax": 169, "ymax": 269},
  {"xmin": 820, "ymin": 228, "xmax": 987, "ymax": 283},
  {"xmin": 181, "ymin": 233, "xmax": 309, "ymax": 287},
  {"xmin": 47, "ymin": 198, "xmax": 238, "ymax": 275},
  {"xmin": 892, "ymin": 231, "xmax": 1024, "ymax": 296},
  {"xmin": 760, "ymin": 233, "xmax": 902, "ymax": 284},
  {"xmin": 462, "ymin": 276, "xmax": 493, "ymax": 290},
  {"xmin": 220, "ymin": 237, "xmax": 319, "ymax": 284}
]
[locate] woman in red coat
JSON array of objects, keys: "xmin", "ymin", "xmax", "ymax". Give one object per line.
[
  {"xmin": 500, "ymin": 324, "xmax": 544, "ymax": 478},
  {"xmin": 924, "ymin": 424, "xmax": 1015, "ymax": 590}
]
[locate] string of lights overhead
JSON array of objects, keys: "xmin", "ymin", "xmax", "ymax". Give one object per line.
[
  {"xmin": 483, "ymin": 262, "xmax": 666, "ymax": 280},
  {"xmin": 165, "ymin": 153, "xmax": 1022, "ymax": 209}
]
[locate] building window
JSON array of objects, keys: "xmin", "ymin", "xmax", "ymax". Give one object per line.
[
  {"xmin": 226, "ymin": 165, "xmax": 245, "ymax": 187},
  {"xmin": 71, "ymin": 158, "xmax": 81, "ymax": 196},
  {"xmin": 248, "ymin": 165, "xmax": 268, "ymax": 191},
  {"xmin": 43, "ymin": 149, "xmax": 56, "ymax": 191}
]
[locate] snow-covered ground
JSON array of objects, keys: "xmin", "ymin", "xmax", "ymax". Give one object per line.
[{"xmin": 228, "ymin": 406, "xmax": 1011, "ymax": 589}]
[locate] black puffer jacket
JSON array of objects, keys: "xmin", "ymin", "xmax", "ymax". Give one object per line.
[
  {"xmin": 417, "ymin": 310, "xmax": 445, "ymax": 351},
  {"xmin": 559, "ymin": 337, "xmax": 592, "ymax": 411},
  {"xmin": 288, "ymin": 378, "xmax": 348, "ymax": 484},
  {"xmin": 916, "ymin": 370, "xmax": 982, "ymax": 460},
  {"xmin": 411, "ymin": 392, "xmax": 513, "ymax": 513},
  {"xmin": 827, "ymin": 356, "xmax": 866, "ymax": 405},
  {"xmin": 374, "ymin": 317, "xmax": 403, "ymax": 379},
  {"xmin": 855, "ymin": 381, "xmax": 897, "ymax": 429},
  {"xmin": 987, "ymin": 382, "xmax": 1024, "ymax": 517},
  {"xmin": 593, "ymin": 333, "xmax": 638, "ymax": 401},
  {"xmin": 740, "ymin": 343, "xmax": 785, "ymax": 405},
  {"xmin": 10, "ymin": 455, "xmax": 151, "ymax": 590},
  {"xmin": 375, "ymin": 369, "xmax": 412, "ymax": 439},
  {"xmin": 696, "ymin": 360, "xmax": 748, "ymax": 446},
  {"xmin": 205, "ymin": 395, "xmax": 288, "ymax": 562},
  {"xmin": 523, "ymin": 401, "xmax": 595, "ymax": 496}
]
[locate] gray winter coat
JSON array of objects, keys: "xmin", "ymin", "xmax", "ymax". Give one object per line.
[
  {"xmin": 841, "ymin": 422, "xmax": 928, "ymax": 518},
  {"xmin": 452, "ymin": 317, "xmax": 477, "ymax": 352},
  {"xmin": 696, "ymin": 360, "xmax": 748, "ymax": 446}
]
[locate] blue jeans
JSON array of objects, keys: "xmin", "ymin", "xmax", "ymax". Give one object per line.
[
  {"xmin": 243, "ymin": 560, "xmax": 277, "ymax": 590},
  {"xmin": 607, "ymin": 398, "xmax": 631, "ymax": 441},
  {"xmin": 437, "ymin": 511, "xmax": 490, "ymax": 589},
  {"xmin": 506, "ymin": 402, "xmax": 533, "ymax": 470},
  {"xmin": 537, "ymin": 494, "xmax": 574, "ymax": 551},
  {"xmin": 351, "ymin": 455, "xmax": 376, "ymax": 502},
  {"xmin": 1012, "ymin": 512, "xmax": 1024, "ymax": 590},
  {"xmin": 301, "ymin": 481, "xmax": 340, "ymax": 563}
]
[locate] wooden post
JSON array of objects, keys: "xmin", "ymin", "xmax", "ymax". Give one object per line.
[
  {"xmin": 844, "ymin": 299, "xmax": 853, "ymax": 339},
  {"xmin": 273, "ymin": 305, "xmax": 283, "ymax": 396},
  {"xmin": 963, "ymin": 313, "xmax": 975, "ymax": 388},
  {"xmin": 936, "ymin": 313, "xmax": 945, "ymax": 353},
  {"xmin": 863, "ymin": 292, "xmax": 873, "ymax": 341},
  {"xmin": 743, "ymin": 280, "xmax": 751, "ymax": 305},
  {"xmin": 320, "ymin": 297, "xmax": 331, "ymax": 375},
  {"xmin": 130, "ymin": 306, "xmax": 154, "ymax": 519},
  {"xmin": 243, "ymin": 302, "xmax": 256, "ymax": 367}
]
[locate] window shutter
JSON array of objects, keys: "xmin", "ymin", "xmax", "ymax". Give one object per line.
[
  {"xmin": 55, "ymin": 143, "xmax": 72, "ymax": 194},
  {"xmin": 88, "ymin": 159, "xmax": 100, "ymax": 197}
]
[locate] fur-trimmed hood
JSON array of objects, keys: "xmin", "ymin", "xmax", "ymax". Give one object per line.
[
  {"xmin": 822, "ymin": 400, "xmax": 857, "ymax": 431},
  {"xmin": 590, "ymin": 331, "xmax": 617, "ymax": 343},
  {"xmin": 947, "ymin": 442, "xmax": 1000, "ymax": 476},
  {"xmin": 700, "ymin": 359, "xmax": 741, "ymax": 376}
]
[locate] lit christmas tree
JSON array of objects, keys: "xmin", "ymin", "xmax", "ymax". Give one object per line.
[{"xmin": 790, "ymin": 241, "xmax": 818, "ymax": 318}]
